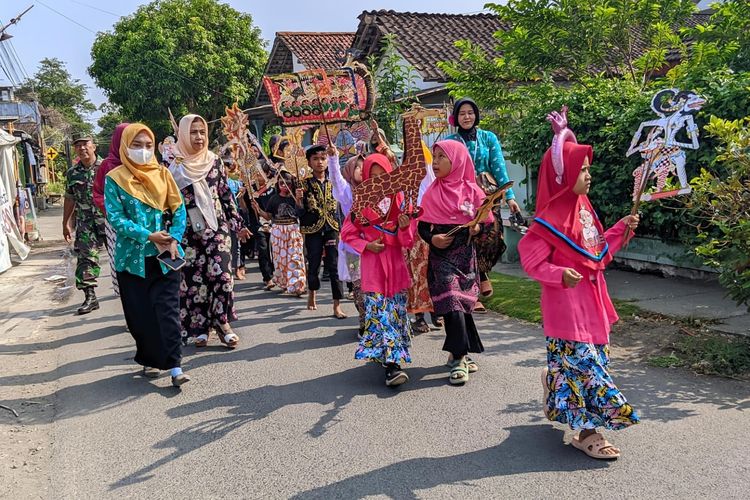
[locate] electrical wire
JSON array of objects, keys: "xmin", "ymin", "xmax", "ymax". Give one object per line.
[
  {"xmin": 36, "ymin": 0, "xmax": 235, "ymax": 101},
  {"xmin": 64, "ymin": 0, "xmax": 123, "ymax": 17}
]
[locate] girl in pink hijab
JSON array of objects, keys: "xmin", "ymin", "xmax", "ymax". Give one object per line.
[
  {"xmin": 340, "ymin": 153, "xmax": 416, "ymax": 387},
  {"xmin": 518, "ymin": 115, "xmax": 641, "ymax": 460},
  {"xmin": 418, "ymin": 140, "xmax": 491, "ymax": 385}
]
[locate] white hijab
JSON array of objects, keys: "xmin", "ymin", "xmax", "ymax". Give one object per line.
[{"xmin": 169, "ymin": 114, "xmax": 219, "ymax": 231}]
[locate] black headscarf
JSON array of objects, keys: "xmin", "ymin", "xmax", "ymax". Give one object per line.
[
  {"xmin": 268, "ymin": 134, "xmax": 289, "ymax": 163},
  {"xmin": 452, "ymin": 98, "xmax": 480, "ymax": 142}
]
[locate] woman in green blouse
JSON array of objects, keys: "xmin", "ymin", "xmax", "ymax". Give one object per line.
[{"xmin": 104, "ymin": 123, "xmax": 191, "ymax": 387}]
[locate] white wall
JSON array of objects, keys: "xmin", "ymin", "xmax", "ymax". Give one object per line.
[{"xmin": 376, "ymin": 50, "xmax": 444, "ymax": 92}]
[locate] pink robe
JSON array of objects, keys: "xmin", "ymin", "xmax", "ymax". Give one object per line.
[
  {"xmin": 519, "ymin": 219, "xmax": 630, "ymax": 345},
  {"xmin": 340, "ymin": 217, "xmax": 416, "ymax": 298}
]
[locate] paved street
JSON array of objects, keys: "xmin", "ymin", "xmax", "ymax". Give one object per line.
[{"xmin": 2, "ymin": 252, "xmax": 750, "ymax": 499}]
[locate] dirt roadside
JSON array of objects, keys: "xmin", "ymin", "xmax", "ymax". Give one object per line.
[{"xmin": 1, "ymin": 242, "xmax": 72, "ymax": 499}]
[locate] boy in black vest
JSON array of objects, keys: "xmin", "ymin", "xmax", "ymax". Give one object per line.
[{"xmin": 299, "ymin": 144, "xmax": 346, "ymax": 319}]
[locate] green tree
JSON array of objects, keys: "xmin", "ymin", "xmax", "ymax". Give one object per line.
[
  {"xmin": 89, "ymin": 0, "xmax": 267, "ymax": 141},
  {"xmin": 367, "ymin": 34, "xmax": 419, "ymax": 142},
  {"xmin": 16, "ymin": 57, "xmax": 96, "ymax": 135},
  {"xmin": 483, "ymin": 0, "xmax": 695, "ymax": 85},
  {"xmin": 438, "ymin": 0, "xmax": 750, "ymax": 239},
  {"xmin": 95, "ymin": 103, "xmax": 128, "ymax": 154},
  {"xmin": 688, "ymin": 115, "xmax": 750, "ymax": 309}
]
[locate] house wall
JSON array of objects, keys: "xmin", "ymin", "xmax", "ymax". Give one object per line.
[
  {"xmin": 292, "ymin": 55, "xmax": 306, "ymax": 73},
  {"xmin": 378, "ymin": 51, "xmax": 444, "ymax": 92}
]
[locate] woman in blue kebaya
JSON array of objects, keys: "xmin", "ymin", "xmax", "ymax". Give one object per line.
[
  {"xmin": 104, "ymin": 123, "xmax": 191, "ymax": 387},
  {"xmin": 447, "ymin": 97, "xmax": 519, "ymax": 310}
]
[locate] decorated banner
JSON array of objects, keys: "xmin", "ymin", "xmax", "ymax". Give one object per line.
[
  {"xmin": 626, "ymin": 88, "xmax": 706, "ymax": 202},
  {"xmin": 263, "ymin": 62, "xmax": 375, "ymax": 127}
]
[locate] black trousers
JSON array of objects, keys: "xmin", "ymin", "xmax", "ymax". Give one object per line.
[
  {"xmin": 305, "ymin": 228, "xmax": 343, "ymax": 300},
  {"xmin": 255, "ymin": 230, "xmax": 274, "ymax": 282},
  {"xmin": 118, "ymin": 257, "xmax": 182, "ymax": 370},
  {"xmin": 443, "ymin": 311, "xmax": 484, "ymax": 358}
]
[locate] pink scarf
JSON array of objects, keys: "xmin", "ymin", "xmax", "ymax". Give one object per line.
[
  {"xmin": 419, "ymin": 140, "xmax": 488, "ymax": 225},
  {"xmin": 527, "ymin": 141, "xmax": 610, "ymax": 271}
]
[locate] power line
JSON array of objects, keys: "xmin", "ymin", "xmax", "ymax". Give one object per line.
[
  {"xmin": 65, "ymin": 0, "xmax": 123, "ymax": 17},
  {"xmin": 36, "ymin": 0, "xmax": 235, "ymax": 102},
  {"xmin": 9, "ymin": 39, "xmax": 30, "ymax": 80},
  {"xmin": 0, "ymin": 17, "xmax": 30, "ymax": 81},
  {"xmin": 36, "ymin": 0, "xmax": 98, "ymax": 34},
  {"xmin": 0, "ymin": 43, "xmax": 22, "ymax": 85}
]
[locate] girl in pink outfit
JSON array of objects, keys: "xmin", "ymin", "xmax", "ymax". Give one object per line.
[
  {"xmin": 340, "ymin": 153, "xmax": 416, "ymax": 387},
  {"xmin": 418, "ymin": 140, "xmax": 491, "ymax": 385},
  {"xmin": 518, "ymin": 132, "xmax": 641, "ymax": 460}
]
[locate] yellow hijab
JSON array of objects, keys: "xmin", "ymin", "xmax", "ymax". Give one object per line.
[{"xmin": 107, "ymin": 123, "xmax": 183, "ymax": 212}]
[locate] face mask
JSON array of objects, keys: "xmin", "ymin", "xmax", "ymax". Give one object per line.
[{"xmin": 127, "ymin": 147, "xmax": 154, "ymax": 165}]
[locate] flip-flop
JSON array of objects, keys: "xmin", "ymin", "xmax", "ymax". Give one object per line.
[
  {"xmin": 571, "ymin": 433, "xmax": 621, "ymax": 460},
  {"xmin": 334, "ymin": 313, "xmax": 348, "ymax": 320},
  {"xmin": 541, "ymin": 367, "xmax": 550, "ymax": 417}
]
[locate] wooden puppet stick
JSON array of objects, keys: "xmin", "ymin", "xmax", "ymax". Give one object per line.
[
  {"xmin": 445, "ymin": 181, "xmax": 514, "ymax": 240},
  {"xmin": 624, "ymin": 156, "xmax": 654, "ymax": 244}
]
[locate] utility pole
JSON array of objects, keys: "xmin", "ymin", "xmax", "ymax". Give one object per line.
[{"xmin": 0, "ymin": 5, "xmax": 35, "ymax": 41}]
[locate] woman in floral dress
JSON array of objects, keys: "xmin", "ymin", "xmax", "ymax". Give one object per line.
[{"xmin": 169, "ymin": 114, "xmax": 250, "ymax": 349}]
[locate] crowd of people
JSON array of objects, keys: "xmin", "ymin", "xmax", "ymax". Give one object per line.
[{"xmin": 62, "ymin": 100, "xmax": 641, "ymax": 460}]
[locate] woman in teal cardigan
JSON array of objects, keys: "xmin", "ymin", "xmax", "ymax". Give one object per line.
[
  {"xmin": 104, "ymin": 123, "xmax": 191, "ymax": 387},
  {"xmin": 447, "ymin": 98, "xmax": 520, "ymax": 311}
]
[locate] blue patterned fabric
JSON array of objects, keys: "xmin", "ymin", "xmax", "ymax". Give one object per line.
[
  {"xmin": 104, "ymin": 177, "xmax": 186, "ymax": 277},
  {"xmin": 544, "ymin": 337, "xmax": 640, "ymax": 431},
  {"xmin": 355, "ymin": 292, "xmax": 412, "ymax": 365}
]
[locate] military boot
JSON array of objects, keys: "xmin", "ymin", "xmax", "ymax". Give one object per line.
[{"xmin": 77, "ymin": 287, "xmax": 99, "ymax": 315}]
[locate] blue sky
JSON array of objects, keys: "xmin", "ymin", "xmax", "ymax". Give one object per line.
[{"xmin": 0, "ymin": 0, "xmax": 492, "ymax": 121}]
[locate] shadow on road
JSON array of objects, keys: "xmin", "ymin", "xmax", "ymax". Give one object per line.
[
  {"xmin": 110, "ymin": 364, "xmax": 445, "ymax": 490},
  {"xmin": 290, "ymin": 424, "xmax": 606, "ymax": 499}
]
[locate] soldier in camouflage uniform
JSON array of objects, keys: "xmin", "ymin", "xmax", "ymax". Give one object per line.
[{"xmin": 62, "ymin": 135, "xmax": 105, "ymax": 315}]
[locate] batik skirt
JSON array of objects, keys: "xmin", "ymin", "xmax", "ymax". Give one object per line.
[
  {"xmin": 271, "ymin": 223, "xmax": 306, "ymax": 295},
  {"xmin": 355, "ymin": 291, "xmax": 411, "ymax": 365},
  {"xmin": 544, "ymin": 337, "xmax": 640, "ymax": 431},
  {"xmin": 345, "ymin": 252, "xmax": 365, "ymax": 329},
  {"xmin": 405, "ymin": 237, "xmax": 433, "ymax": 314}
]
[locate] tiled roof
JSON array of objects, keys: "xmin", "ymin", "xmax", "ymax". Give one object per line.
[
  {"xmin": 256, "ymin": 32, "xmax": 355, "ymax": 106},
  {"xmin": 352, "ymin": 10, "xmax": 508, "ymax": 82},
  {"xmin": 275, "ymin": 32, "xmax": 356, "ymax": 72}
]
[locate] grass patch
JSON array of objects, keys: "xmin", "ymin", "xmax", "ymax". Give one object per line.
[
  {"xmin": 485, "ymin": 272, "xmax": 542, "ymax": 323},
  {"xmin": 485, "ymin": 272, "xmax": 641, "ymax": 322},
  {"xmin": 651, "ymin": 334, "xmax": 750, "ymax": 378}
]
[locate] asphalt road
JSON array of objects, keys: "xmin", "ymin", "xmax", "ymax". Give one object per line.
[{"xmin": 6, "ymin": 261, "xmax": 750, "ymax": 499}]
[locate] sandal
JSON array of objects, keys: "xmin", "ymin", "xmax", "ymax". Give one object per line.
[
  {"xmin": 448, "ymin": 358, "xmax": 469, "ymax": 385},
  {"xmin": 412, "ymin": 316, "xmax": 430, "ymax": 334},
  {"xmin": 465, "ymin": 356, "xmax": 478, "ymax": 373},
  {"xmin": 264, "ymin": 280, "xmax": 276, "ymax": 290},
  {"xmin": 541, "ymin": 368, "xmax": 550, "ymax": 417},
  {"xmin": 480, "ymin": 279, "xmax": 493, "ymax": 297},
  {"xmin": 474, "ymin": 302, "xmax": 487, "ymax": 314},
  {"xmin": 217, "ymin": 327, "xmax": 239, "ymax": 349},
  {"xmin": 194, "ymin": 333, "xmax": 209, "ymax": 348},
  {"xmin": 571, "ymin": 433, "xmax": 621, "ymax": 460},
  {"xmin": 432, "ymin": 315, "xmax": 444, "ymax": 328}
]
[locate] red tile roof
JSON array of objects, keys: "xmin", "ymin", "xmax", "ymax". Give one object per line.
[
  {"xmin": 352, "ymin": 10, "xmax": 508, "ymax": 82},
  {"xmin": 275, "ymin": 32, "xmax": 355, "ymax": 72}
]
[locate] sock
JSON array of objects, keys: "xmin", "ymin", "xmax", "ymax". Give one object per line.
[{"xmin": 170, "ymin": 367, "xmax": 183, "ymax": 377}]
